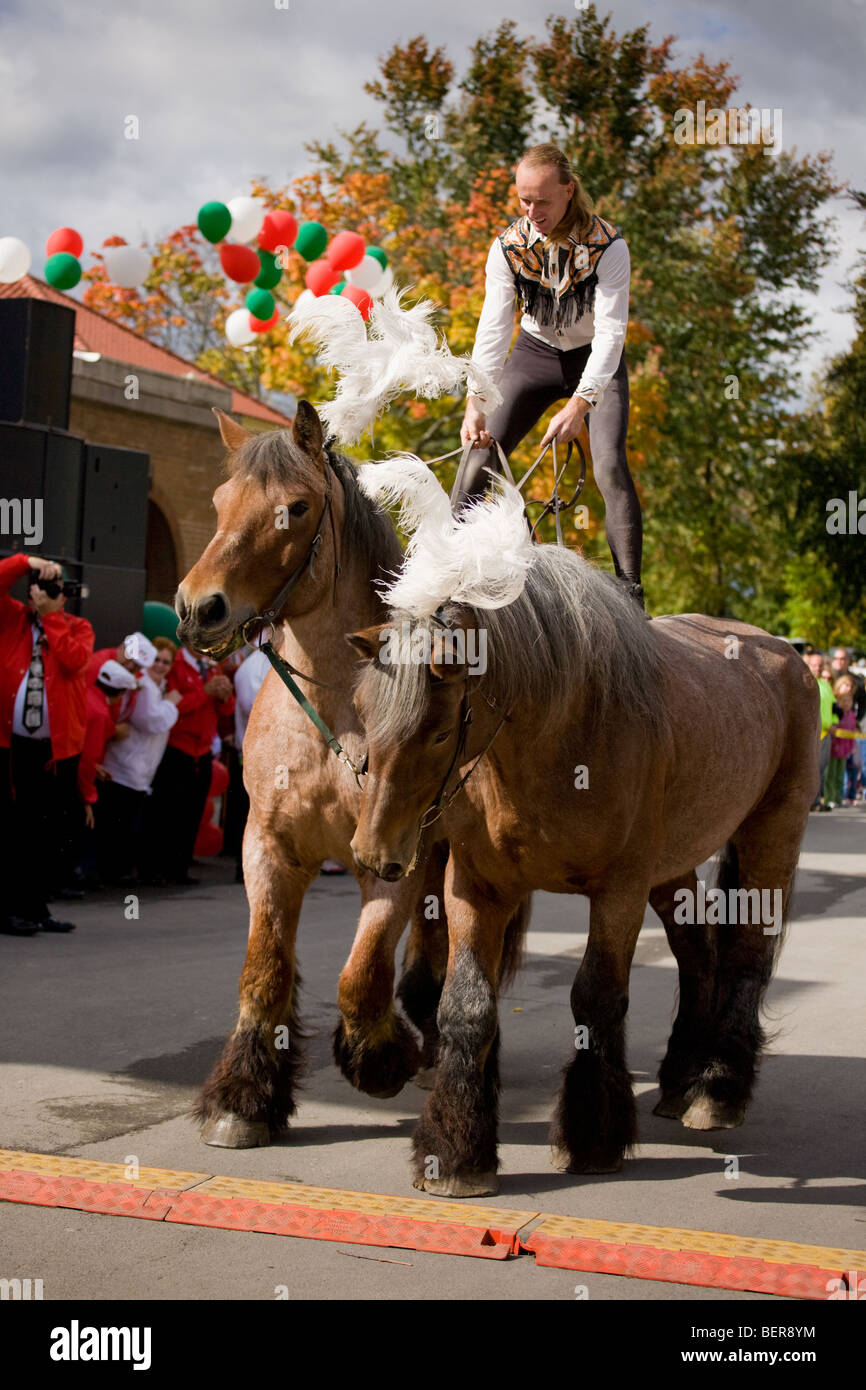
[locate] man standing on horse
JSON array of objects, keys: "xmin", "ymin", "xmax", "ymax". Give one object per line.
[{"xmin": 458, "ymin": 143, "xmax": 644, "ymax": 607}]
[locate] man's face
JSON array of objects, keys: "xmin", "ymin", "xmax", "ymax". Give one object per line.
[
  {"xmin": 515, "ymin": 163, "xmax": 574, "ymax": 237},
  {"xmin": 117, "ymin": 643, "xmax": 141, "ymax": 673},
  {"xmin": 831, "ymin": 649, "xmax": 849, "ymax": 675},
  {"xmin": 806, "ymin": 653, "xmax": 823, "ymax": 678}
]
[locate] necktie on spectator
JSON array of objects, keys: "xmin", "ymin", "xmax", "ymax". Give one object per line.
[{"xmin": 24, "ymin": 617, "xmax": 46, "ymax": 734}]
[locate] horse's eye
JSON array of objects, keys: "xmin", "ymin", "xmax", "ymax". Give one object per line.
[
  {"xmin": 433, "ymin": 730, "xmax": 452, "ymax": 745},
  {"xmin": 289, "ymin": 500, "xmax": 309, "ymax": 518}
]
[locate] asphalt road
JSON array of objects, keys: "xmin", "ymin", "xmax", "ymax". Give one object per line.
[{"xmin": 1, "ymin": 808, "xmax": 864, "ymax": 1302}]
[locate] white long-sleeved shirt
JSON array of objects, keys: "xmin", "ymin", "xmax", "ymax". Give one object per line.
[
  {"xmin": 101, "ymin": 671, "xmax": 179, "ymax": 793},
  {"xmin": 233, "ymin": 648, "xmax": 271, "ymax": 751},
  {"xmin": 467, "ymin": 222, "xmax": 630, "ymax": 408}
]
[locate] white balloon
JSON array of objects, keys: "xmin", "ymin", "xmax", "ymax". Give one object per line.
[
  {"xmin": 102, "ymin": 244, "xmax": 151, "ymax": 288},
  {"xmin": 345, "ymin": 254, "xmax": 386, "ymax": 291},
  {"xmin": 371, "ymin": 264, "xmax": 394, "ymax": 298},
  {"xmin": 226, "ymin": 307, "xmax": 256, "ymax": 347},
  {"xmin": 228, "ymin": 196, "xmax": 265, "ymax": 244},
  {"xmin": 0, "ymin": 236, "xmax": 32, "ymax": 282}
]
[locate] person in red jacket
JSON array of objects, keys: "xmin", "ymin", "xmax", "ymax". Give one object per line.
[
  {"xmin": 140, "ymin": 647, "xmax": 234, "ymax": 885},
  {"xmin": 0, "ymin": 552, "xmax": 94, "ymax": 935},
  {"xmin": 78, "ymin": 660, "xmax": 139, "ymax": 818}
]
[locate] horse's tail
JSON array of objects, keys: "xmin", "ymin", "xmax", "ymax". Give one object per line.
[{"xmin": 498, "ymin": 894, "xmax": 533, "ymax": 991}]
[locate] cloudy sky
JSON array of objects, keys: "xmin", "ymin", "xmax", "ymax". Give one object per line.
[{"xmin": 1, "ymin": 0, "xmax": 863, "ymax": 393}]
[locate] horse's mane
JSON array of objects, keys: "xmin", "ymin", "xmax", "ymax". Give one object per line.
[
  {"xmin": 362, "ymin": 546, "xmax": 671, "ymax": 742},
  {"xmin": 231, "ymin": 428, "xmax": 404, "ymax": 584}
]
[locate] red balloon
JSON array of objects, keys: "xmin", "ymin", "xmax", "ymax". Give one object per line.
[
  {"xmin": 258, "ymin": 210, "xmax": 298, "ymax": 253},
  {"xmin": 46, "ymin": 226, "xmax": 83, "ymax": 258},
  {"xmin": 210, "ymin": 759, "xmax": 230, "ymax": 796},
  {"xmin": 326, "ymin": 231, "xmax": 365, "ymax": 272},
  {"xmin": 194, "ymin": 806, "xmax": 222, "ymax": 858},
  {"xmin": 250, "ymin": 308, "xmax": 280, "ymax": 333},
  {"xmin": 341, "ymin": 284, "xmax": 374, "ymax": 320},
  {"xmin": 219, "ymin": 242, "xmax": 262, "ymax": 284},
  {"xmin": 305, "ymin": 259, "xmax": 340, "ymax": 296}
]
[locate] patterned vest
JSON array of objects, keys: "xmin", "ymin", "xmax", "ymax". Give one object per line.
[{"xmin": 497, "ymin": 212, "xmax": 622, "ymax": 331}]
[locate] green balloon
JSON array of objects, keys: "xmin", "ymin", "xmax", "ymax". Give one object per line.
[
  {"xmin": 367, "ymin": 246, "xmax": 387, "ymax": 269},
  {"xmin": 45, "ymin": 252, "xmax": 81, "ymax": 290},
  {"xmin": 142, "ymin": 601, "xmax": 180, "ymax": 643},
  {"xmin": 246, "ymin": 287, "xmax": 275, "ymax": 320},
  {"xmin": 198, "ymin": 201, "xmax": 232, "ymax": 243},
  {"xmin": 329, "ymin": 280, "xmax": 346, "ymax": 295},
  {"xmin": 255, "ymin": 250, "xmax": 282, "ymax": 289},
  {"xmin": 293, "ymin": 221, "xmax": 327, "ymax": 261}
]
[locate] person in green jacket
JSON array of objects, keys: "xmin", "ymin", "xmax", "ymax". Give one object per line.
[{"xmin": 805, "ymin": 650, "xmax": 837, "ymax": 810}]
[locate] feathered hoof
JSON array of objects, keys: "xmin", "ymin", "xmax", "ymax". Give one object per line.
[
  {"xmin": 200, "ymin": 1111, "xmax": 271, "ymax": 1148},
  {"xmin": 412, "ymin": 1171, "xmax": 498, "ymax": 1198},
  {"xmin": 653, "ymin": 1092, "xmax": 690, "ymax": 1119},
  {"xmin": 549, "ymin": 1146, "xmax": 623, "ymax": 1175},
  {"xmin": 681, "ymin": 1097, "xmax": 745, "ymax": 1131},
  {"xmin": 333, "ymin": 1016, "xmax": 420, "ymax": 1099}
]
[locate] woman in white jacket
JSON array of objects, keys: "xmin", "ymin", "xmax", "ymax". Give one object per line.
[
  {"xmin": 99, "ymin": 641, "xmax": 181, "ymax": 884},
  {"xmin": 458, "ymin": 143, "xmax": 643, "ymax": 606}
]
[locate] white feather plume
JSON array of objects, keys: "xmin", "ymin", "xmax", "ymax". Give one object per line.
[
  {"xmin": 286, "ymin": 286, "xmax": 502, "ymax": 445},
  {"xmin": 358, "ymin": 459, "xmax": 535, "ymax": 618}
]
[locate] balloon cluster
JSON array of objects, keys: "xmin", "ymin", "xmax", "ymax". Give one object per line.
[
  {"xmin": 0, "ymin": 197, "xmax": 392, "ymax": 349},
  {"xmin": 196, "ymin": 196, "xmax": 391, "ymax": 346},
  {"xmin": 0, "ymin": 224, "xmax": 154, "ymax": 291}
]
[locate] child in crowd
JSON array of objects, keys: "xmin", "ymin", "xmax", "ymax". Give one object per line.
[{"xmin": 825, "ymin": 676, "xmax": 859, "ymax": 809}]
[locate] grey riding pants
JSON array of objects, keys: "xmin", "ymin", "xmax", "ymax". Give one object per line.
[{"xmin": 453, "ymin": 329, "xmax": 642, "ymax": 584}]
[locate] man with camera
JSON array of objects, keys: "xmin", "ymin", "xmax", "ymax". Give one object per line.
[{"xmin": 0, "ymin": 552, "xmax": 94, "ymax": 936}]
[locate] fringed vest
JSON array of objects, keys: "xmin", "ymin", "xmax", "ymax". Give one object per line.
[{"xmin": 498, "ymin": 213, "xmax": 622, "ymax": 331}]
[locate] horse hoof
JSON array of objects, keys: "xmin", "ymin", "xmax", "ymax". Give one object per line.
[
  {"xmin": 200, "ymin": 1112, "xmax": 271, "ymax": 1148},
  {"xmin": 366, "ymin": 1082, "xmax": 405, "ymax": 1100},
  {"xmin": 549, "ymin": 1146, "xmax": 622, "ymax": 1175},
  {"xmin": 413, "ymin": 1066, "xmax": 438, "ymax": 1090},
  {"xmin": 412, "ymin": 1171, "xmax": 498, "ymax": 1198},
  {"xmin": 653, "ymin": 1093, "xmax": 689, "ymax": 1119},
  {"xmin": 680, "ymin": 1097, "xmax": 745, "ymax": 1131}
]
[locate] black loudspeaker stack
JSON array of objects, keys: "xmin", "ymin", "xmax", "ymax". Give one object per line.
[{"xmin": 0, "ymin": 299, "xmax": 151, "ymax": 646}]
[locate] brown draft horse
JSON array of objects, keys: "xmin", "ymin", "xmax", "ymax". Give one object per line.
[
  {"xmin": 176, "ymin": 402, "xmax": 463, "ymax": 1146},
  {"xmin": 348, "ymin": 545, "xmax": 819, "ymax": 1197}
]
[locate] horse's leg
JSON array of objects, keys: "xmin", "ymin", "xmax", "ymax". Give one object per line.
[
  {"xmin": 396, "ymin": 839, "xmax": 449, "ymax": 1087},
  {"xmin": 649, "ymin": 870, "xmax": 719, "ymax": 1119},
  {"xmin": 411, "ymin": 858, "xmax": 511, "ymax": 1199},
  {"xmin": 333, "ymin": 873, "xmax": 422, "ymax": 1098},
  {"xmin": 550, "ymin": 881, "xmax": 648, "ymax": 1173},
  {"xmin": 195, "ymin": 821, "xmax": 315, "ymax": 1147},
  {"xmin": 677, "ymin": 802, "xmax": 804, "ymax": 1132}
]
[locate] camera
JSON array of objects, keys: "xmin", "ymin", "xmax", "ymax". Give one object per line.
[{"xmin": 29, "ymin": 576, "xmax": 89, "ymax": 600}]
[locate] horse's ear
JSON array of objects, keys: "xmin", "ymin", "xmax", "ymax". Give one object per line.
[
  {"xmin": 213, "ymin": 407, "xmax": 252, "ymax": 452},
  {"xmin": 430, "ymin": 652, "xmax": 468, "ymax": 683},
  {"xmin": 429, "ymin": 610, "xmax": 473, "ymax": 682},
  {"xmin": 346, "ymin": 624, "xmax": 387, "ymax": 662},
  {"xmin": 292, "ymin": 399, "xmax": 324, "ymax": 463}
]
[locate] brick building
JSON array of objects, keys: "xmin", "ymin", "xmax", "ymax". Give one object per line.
[{"xmin": 0, "ymin": 276, "xmax": 292, "ymax": 604}]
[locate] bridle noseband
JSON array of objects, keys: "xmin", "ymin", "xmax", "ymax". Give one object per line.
[{"xmin": 416, "ymin": 686, "xmax": 508, "ymax": 832}]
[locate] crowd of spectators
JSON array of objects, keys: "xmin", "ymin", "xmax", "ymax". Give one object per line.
[
  {"xmin": 2, "ymin": 549, "xmax": 862, "ymax": 937},
  {"xmin": 803, "ymin": 646, "xmax": 866, "ymax": 810},
  {"xmin": 0, "ymin": 551, "xmax": 269, "ymax": 937}
]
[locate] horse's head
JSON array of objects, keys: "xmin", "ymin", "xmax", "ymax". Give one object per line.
[
  {"xmin": 348, "ymin": 613, "xmax": 478, "ymax": 880},
  {"xmin": 176, "ymin": 400, "xmax": 334, "ymax": 657}
]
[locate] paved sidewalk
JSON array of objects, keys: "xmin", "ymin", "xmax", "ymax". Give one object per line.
[{"xmin": 1, "ymin": 810, "xmax": 863, "ymax": 1300}]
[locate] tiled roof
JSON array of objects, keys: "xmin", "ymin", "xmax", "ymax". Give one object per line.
[{"xmin": 0, "ymin": 276, "xmax": 292, "ymax": 425}]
